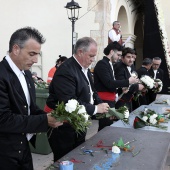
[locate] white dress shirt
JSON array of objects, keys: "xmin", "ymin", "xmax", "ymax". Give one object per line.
[
  {"xmin": 127, "ymin": 66, "xmax": 132, "ymax": 75},
  {"xmin": 73, "ymin": 56, "xmax": 97, "ymax": 114},
  {"xmin": 108, "ymin": 29, "xmax": 121, "ymax": 42},
  {"xmin": 153, "ymin": 70, "xmax": 157, "ymax": 79}
]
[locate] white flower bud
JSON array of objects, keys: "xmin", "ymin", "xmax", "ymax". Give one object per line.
[
  {"xmin": 112, "ymin": 146, "xmax": 121, "ymax": 154},
  {"xmin": 124, "ymin": 110, "xmax": 129, "ymax": 119},
  {"xmin": 142, "ymin": 116, "xmax": 148, "ymax": 122}
]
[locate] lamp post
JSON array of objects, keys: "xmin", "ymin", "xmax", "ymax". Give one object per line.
[{"xmin": 65, "ymin": 0, "xmax": 81, "ymax": 54}]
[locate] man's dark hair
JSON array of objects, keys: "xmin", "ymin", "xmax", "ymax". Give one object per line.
[
  {"xmin": 9, "ymin": 27, "xmax": 46, "ymax": 52},
  {"xmin": 103, "ymin": 41, "xmax": 122, "ymax": 55},
  {"xmin": 74, "ymin": 37, "xmax": 97, "ymax": 54},
  {"xmin": 122, "ymin": 47, "xmax": 135, "ymax": 58},
  {"xmin": 142, "ymin": 58, "xmax": 152, "ymax": 66}
]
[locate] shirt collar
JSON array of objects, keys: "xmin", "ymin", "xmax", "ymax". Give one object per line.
[
  {"xmin": 73, "ymin": 55, "xmax": 88, "ymax": 73},
  {"xmin": 5, "ymin": 55, "xmax": 24, "ymax": 77}
]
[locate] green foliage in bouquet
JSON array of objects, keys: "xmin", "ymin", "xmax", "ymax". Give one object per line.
[
  {"xmin": 95, "ymin": 106, "xmax": 129, "ymax": 124},
  {"xmin": 51, "ymin": 99, "xmax": 91, "ymax": 134}
]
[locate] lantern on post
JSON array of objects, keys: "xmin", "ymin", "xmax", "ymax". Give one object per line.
[{"xmin": 65, "ymin": 0, "xmax": 81, "ymax": 54}]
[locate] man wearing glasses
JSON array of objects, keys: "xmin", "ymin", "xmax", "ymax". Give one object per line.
[{"xmin": 148, "ymin": 57, "xmax": 164, "ymax": 103}]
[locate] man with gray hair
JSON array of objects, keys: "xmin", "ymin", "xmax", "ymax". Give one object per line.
[
  {"xmin": 0, "ymin": 27, "xmax": 62, "ymax": 170},
  {"xmin": 108, "ymin": 21, "xmax": 123, "ymax": 45},
  {"xmin": 148, "ymin": 57, "xmax": 164, "ymax": 103},
  {"xmin": 46, "ymin": 37, "xmax": 109, "ymax": 161}
]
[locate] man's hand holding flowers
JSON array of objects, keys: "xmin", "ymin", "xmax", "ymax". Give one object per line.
[
  {"xmin": 47, "ymin": 113, "xmax": 63, "ymax": 128},
  {"xmin": 97, "ymin": 103, "xmax": 110, "ymax": 113},
  {"xmin": 51, "ymin": 99, "xmax": 92, "ymax": 134}
]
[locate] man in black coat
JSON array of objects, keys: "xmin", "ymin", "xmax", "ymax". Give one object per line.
[
  {"xmin": 114, "ymin": 47, "xmax": 144, "ymax": 112},
  {"xmin": 133, "ymin": 58, "xmax": 152, "ymax": 109},
  {"xmin": 0, "ymin": 27, "xmax": 62, "ymax": 170},
  {"xmin": 46, "ymin": 37, "xmax": 109, "ymax": 161},
  {"xmin": 137, "ymin": 58, "xmax": 152, "ymax": 79},
  {"xmin": 94, "ymin": 42, "xmax": 138, "ymax": 130},
  {"xmin": 148, "ymin": 57, "xmax": 164, "ymax": 103}
]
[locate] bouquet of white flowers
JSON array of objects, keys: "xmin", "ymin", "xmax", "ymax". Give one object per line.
[
  {"xmin": 133, "ymin": 107, "xmax": 168, "ymax": 130},
  {"xmin": 133, "ymin": 75, "xmax": 155, "ymax": 101},
  {"xmin": 152, "ymin": 79, "xmax": 163, "ymax": 93},
  {"xmin": 51, "ymin": 99, "xmax": 91, "ymax": 134},
  {"xmin": 140, "ymin": 75, "xmax": 155, "ymax": 89}
]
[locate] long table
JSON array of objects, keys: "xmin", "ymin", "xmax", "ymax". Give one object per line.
[
  {"xmin": 111, "ymin": 105, "xmax": 170, "ymax": 133},
  {"xmin": 50, "ymin": 126, "xmax": 170, "ymax": 170},
  {"xmin": 150, "ymin": 94, "xmax": 170, "ymax": 107}
]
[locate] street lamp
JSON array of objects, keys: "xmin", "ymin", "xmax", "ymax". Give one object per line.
[{"xmin": 65, "ymin": 0, "xmax": 81, "ymax": 54}]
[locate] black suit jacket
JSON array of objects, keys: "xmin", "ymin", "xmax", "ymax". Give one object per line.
[
  {"xmin": 137, "ymin": 66, "xmax": 149, "ymax": 79},
  {"xmin": 148, "ymin": 68, "xmax": 164, "ymax": 81},
  {"xmin": 148, "ymin": 68, "xmax": 164, "ymax": 103},
  {"xmin": 114, "ymin": 61, "xmax": 138, "ymax": 98},
  {"xmin": 0, "ymin": 58, "xmax": 48, "ymax": 153},
  {"xmin": 46, "ymin": 56, "xmax": 102, "ymax": 116},
  {"xmin": 94, "ymin": 56, "xmax": 129, "ymax": 92}
]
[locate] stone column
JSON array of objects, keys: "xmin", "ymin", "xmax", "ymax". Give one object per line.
[{"xmin": 89, "ymin": 0, "xmax": 111, "ymax": 63}]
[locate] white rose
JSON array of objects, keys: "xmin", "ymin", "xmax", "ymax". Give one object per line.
[
  {"xmin": 152, "ymin": 114, "xmax": 158, "ymax": 119},
  {"xmin": 144, "ymin": 108, "xmax": 148, "ymax": 115},
  {"xmin": 149, "ymin": 117, "xmax": 157, "ymax": 125},
  {"xmin": 124, "ymin": 110, "xmax": 129, "ymax": 119},
  {"xmin": 167, "ymin": 99, "xmax": 170, "ymax": 105},
  {"xmin": 83, "ymin": 113, "xmax": 89, "ymax": 122},
  {"xmin": 142, "ymin": 116, "xmax": 148, "ymax": 122},
  {"xmin": 131, "ymin": 72, "xmax": 137, "ymax": 78},
  {"xmin": 78, "ymin": 105, "xmax": 86, "ymax": 114},
  {"xmin": 112, "ymin": 146, "xmax": 121, "ymax": 154},
  {"xmin": 65, "ymin": 99, "xmax": 78, "ymax": 113}
]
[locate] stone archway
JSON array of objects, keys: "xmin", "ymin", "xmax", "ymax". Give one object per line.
[
  {"xmin": 117, "ymin": 5, "xmax": 136, "ymax": 48},
  {"xmin": 117, "ymin": 6, "xmax": 129, "ymax": 34}
]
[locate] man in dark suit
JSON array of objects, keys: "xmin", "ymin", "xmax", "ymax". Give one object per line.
[
  {"xmin": 0, "ymin": 27, "xmax": 63, "ymax": 170},
  {"xmin": 114, "ymin": 47, "xmax": 144, "ymax": 112},
  {"xmin": 133, "ymin": 58, "xmax": 152, "ymax": 109},
  {"xmin": 94, "ymin": 42, "xmax": 138, "ymax": 131},
  {"xmin": 148, "ymin": 57, "xmax": 164, "ymax": 103},
  {"xmin": 136, "ymin": 58, "xmax": 152, "ymax": 79},
  {"xmin": 46, "ymin": 37, "xmax": 109, "ymax": 161}
]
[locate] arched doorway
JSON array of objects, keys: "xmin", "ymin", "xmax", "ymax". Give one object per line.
[
  {"xmin": 134, "ymin": 17, "xmax": 144, "ymax": 69},
  {"xmin": 117, "ymin": 6, "xmax": 129, "ymax": 34}
]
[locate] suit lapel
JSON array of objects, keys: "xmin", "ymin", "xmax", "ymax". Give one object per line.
[
  {"xmin": 125, "ymin": 66, "xmax": 131, "ymax": 78},
  {"xmin": 3, "ymin": 58, "xmax": 28, "ymax": 105}
]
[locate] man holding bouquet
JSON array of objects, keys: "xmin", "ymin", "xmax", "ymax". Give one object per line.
[
  {"xmin": 93, "ymin": 42, "xmax": 138, "ymax": 130},
  {"xmin": 114, "ymin": 47, "xmax": 144, "ymax": 111},
  {"xmin": 0, "ymin": 27, "xmax": 63, "ymax": 170},
  {"xmin": 148, "ymin": 57, "xmax": 164, "ymax": 103},
  {"xmin": 46, "ymin": 37, "xmax": 109, "ymax": 162}
]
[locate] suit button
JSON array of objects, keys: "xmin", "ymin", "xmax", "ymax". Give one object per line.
[
  {"xmin": 21, "ymin": 141, "xmax": 23, "ymax": 144},
  {"xmin": 19, "ymin": 151, "xmax": 21, "ymax": 153},
  {"xmin": 24, "ymin": 105, "xmax": 27, "ymax": 108},
  {"xmin": 22, "ymin": 133, "xmax": 24, "ymax": 135}
]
